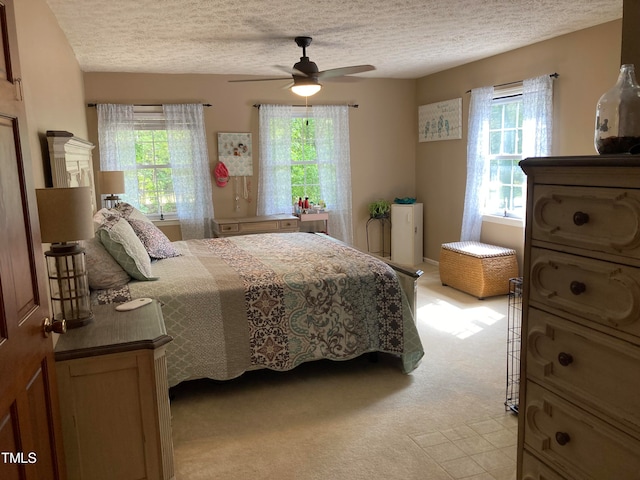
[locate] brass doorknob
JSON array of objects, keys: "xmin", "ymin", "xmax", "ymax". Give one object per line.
[{"xmin": 43, "ymin": 317, "xmax": 67, "ymax": 337}]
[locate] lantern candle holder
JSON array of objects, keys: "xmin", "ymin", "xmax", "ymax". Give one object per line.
[{"xmin": 36, "ymin": 187, "xmax": 95, "ymax": 329}]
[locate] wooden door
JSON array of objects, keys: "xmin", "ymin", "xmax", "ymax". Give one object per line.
[{"xmin": 0, "ymin": 1, "xmax": 66, "ymax": 479}]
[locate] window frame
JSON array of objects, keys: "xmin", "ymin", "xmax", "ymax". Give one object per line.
[
  {"xmin": 290, "ymin": 108, "xmax": 321, "ymax": 205},
  {"xmin": 132, "ymin": 108, "xmax": 177, "ymax": 221},
  {"xmin": 483, "ymin": 87, "xmax": 526, "ymax": 220}
]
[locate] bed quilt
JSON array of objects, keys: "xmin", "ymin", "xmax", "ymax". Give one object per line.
[{"xmin": 91, "ymin": 232, "xmax": 424, "ymax": 386}]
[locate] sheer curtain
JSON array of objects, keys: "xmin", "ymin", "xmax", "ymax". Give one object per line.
[
  {"xmin": 314, "ymin": 105, "xmax": 353, "ymax": 244},
  {"xmin": 97, "ymin": 103, "xmax": 214, "ymax": 239},
  {"xmin": 257, "ymin": 104, "xmax": 353, "ymax": 244},
  {"xmin": 460, "ymin": 86, "xmax": 493, "ymax": 241},
  {"xmin": 257, "ymin": 104, "xmax": 294, "ymax": 216},
  {"xmin": 97, "ymin": 104, "xmax": 138, "ymax": 203},
  {"xmin": 460, "ymin": 75, "xmax": 553, "ymax": 241},
  {"xmin": 164, "ymin": 104, "xmax": 214, "ymax": 239},
  {"xmin": 522, "ymin": 75, "xmax": 553, "ymax": 158}
]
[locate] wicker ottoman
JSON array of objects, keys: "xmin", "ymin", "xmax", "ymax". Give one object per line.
[{"xmin": 439, "ymin": 241, "xmax": 518, "ymax": 299}]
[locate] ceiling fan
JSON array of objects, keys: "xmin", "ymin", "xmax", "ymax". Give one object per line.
[{"xmin": 229, "ymin": 36, "xmax": 375, "ymax": 97}]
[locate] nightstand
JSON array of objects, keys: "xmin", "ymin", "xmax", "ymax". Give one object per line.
[{"xmin": 54, "ymin": 300, "xmax": 175, "ymax": 480}]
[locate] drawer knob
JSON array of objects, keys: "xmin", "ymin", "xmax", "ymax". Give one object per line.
[
  {"xmin": 558, "ymin": 352, "xmax": 574, "ymax": 366},
  {"xmin": 569, "ymin": 281, "xmax": 586, "ymax": 295},
  {"xmin": 572, "ymin": 211, "xmax": 590, "ymax": 226},
  {"xmin": 555, "ymin": 431, "xmax": 571, "ymax": 446}
]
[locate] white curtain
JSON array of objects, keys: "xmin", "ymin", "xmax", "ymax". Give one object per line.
[
  {"xmin": 97, "ymin": 103, "xmax": 214, "ymax": 239},
  {"xmin": 257, "ymin": 104, "xmax": 353, "ymax": 244},
  {"xmin": 461, "ymin": 86, "xmax": 493, "ymax": 241},
  {"xmin": 522, "ymin": 75, "xmax": 554, "ymax": 158},
  {"xmin": 313, "ymin": 105, "xmax": 353, "ymax": 244},
  {"xmin": 163, "ymin": 104, "xmax": 214, "ymax": 239},
  {"xmin": 257, "ymin": 104, "xmax": 294, "ymax": 216},
  {"xmin": 97, "ymin": 104, "xmax": 138, "ymax": 203},
  {"xmin": 460, "ymin": 75, "xmax": 554, "ymax": 241}
]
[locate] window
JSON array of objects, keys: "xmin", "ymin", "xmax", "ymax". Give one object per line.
[
  {"xmin": 133, "ymin": 112, "xmax": 176, "ymax": 218},
  {"xmin": 257, "ymin": 104, "xmax": 353, "ymax": 244},
  {"xmin": 461, "ymin": 75, "xmax": 552, "ymax": 241},
  {"xmin": 485, "ymin": 94, "xmax": 526, "ymax": 218},
  {"xmin": 290, "ymin": 116, "xmax": 321, "ymax": 205},
  {"xmin": 97, "ymin": 103, "xmax": 214, "ymax": 239}
]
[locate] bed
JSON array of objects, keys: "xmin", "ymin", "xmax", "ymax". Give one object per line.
[{"xmin": 87, "ymin": 206, "xmax": 424, "ymax": 387}]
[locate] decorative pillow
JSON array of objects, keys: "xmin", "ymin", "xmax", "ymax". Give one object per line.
[
  {"xmin": 114, "ymin": 202, "xmax": 153, "ymax": 225},
  {"xmin": 83, "ymin": 237, "xmax": 131, "ymax": 289},
  {"xmin": 96, "ymin": 217, "xmax": 157, "ymax": 281},
  {"xmin": 128, "ymin": 219, "xmax": 181, "ymax": 259},
  {"xmin": 93, "ymin": 207, "xmax": 121, "ymax": 231}
]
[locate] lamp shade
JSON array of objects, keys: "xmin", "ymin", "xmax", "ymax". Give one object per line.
[
  {"xmin": 36, "ymin": 187, "xmax": 94, "ymax": 243},
  {"xmin": 100, "ymin": 170, "xmax": 125, "ymax": 194}
]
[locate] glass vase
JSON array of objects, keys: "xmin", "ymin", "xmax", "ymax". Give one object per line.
[{"xmin": 595, "ymin": 64, "xmax": 640, "ymax": 154}]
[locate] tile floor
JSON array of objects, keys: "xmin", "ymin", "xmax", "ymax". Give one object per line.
[{"xmin": 411, "ymin": 413, "xmax": 518, "ymax": 480}]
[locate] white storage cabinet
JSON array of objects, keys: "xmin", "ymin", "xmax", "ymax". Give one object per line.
[{"xmin": 391, "ymin": 203, "xmax": 423, "ymax": 266}]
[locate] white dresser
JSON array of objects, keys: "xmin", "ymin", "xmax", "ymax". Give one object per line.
[
  {"xmin": 518, "ymin": 156, "xmax": 640, "ymax": 479},
  {"xmin": 55, "ymin": 301, "xmax": 174, "ymax": 480}
]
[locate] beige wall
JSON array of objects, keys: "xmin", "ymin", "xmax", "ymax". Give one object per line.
[
  {"xmin": 416, "ymin": 20, "xmax": 623, "ymax": 268},
  {"xmin": 83, "ymin": 74, "xmax": 416, "ymax": 250},
  {"xmin": 13, "ymin": 4, "xmax": 624, "ymax": 264},
  {"xmin": 13, "ymin": 0, "xmax": 90, "ymax": 346},
  {"xmin": 14, "ymin": 0, "xmax": 88, "ymax": 189}
]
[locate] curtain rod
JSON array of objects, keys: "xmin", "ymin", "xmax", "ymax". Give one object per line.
[
  {"xmin": 253, "ymin": 103, "xmax": 359, "ymax": 109},
  {"xmin": 465, "ymin": 72, "xmax": 559, "ymax": 94},
  {"xmin": 87, "ymin": 103, "xmax": 212, "ymax": 107}
]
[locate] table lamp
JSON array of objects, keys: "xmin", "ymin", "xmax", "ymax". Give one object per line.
[
  {"xmin": 100, "ymin": 170, "xmax": 125, "ymax": 208},
  {"xmin": 36, "ymin": 187, "xmax": 95, "ymax": 329}
]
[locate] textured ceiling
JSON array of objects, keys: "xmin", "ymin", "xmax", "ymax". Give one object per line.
[{"xmin": 45, "ymin": 0, "xmax": 622, "ymax": 79}]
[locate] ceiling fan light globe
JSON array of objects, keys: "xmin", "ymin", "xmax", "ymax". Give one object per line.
[{"xmin": 291, "ymin": 83, "xmax": 322, "ymax": 97}]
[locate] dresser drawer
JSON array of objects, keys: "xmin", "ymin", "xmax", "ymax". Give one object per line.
[
  {"xmin": 278, "ymin": 219, "xmax": 299, "ymax": 230},
  {"xmin": 523, "ymin": 382, "xmax": 640, "ymax": 479},
  {"xmin": 521, "ymin": 451, "xmax": 566, "ymax": 480},
  {"xmin": 529, "ymin": 248, "xmax": 640, "ymax": 339},
  {"xmin": 219, "ymin": 223, "xmax": 239, "ymax": 233},
  {"xmin": 238, "ymin": 220, "xmax": 279, "ymax": 233},
  {"xmin": 531, "ymin": 185, "xmax": 640, "ymax": 258},
  {"xmin": 527, "ymin": 308, "xmax": 640, "ymax": 432}
]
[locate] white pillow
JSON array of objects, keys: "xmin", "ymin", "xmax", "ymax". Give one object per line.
[
  {"xmin": 114, "ymin": 202, "xmax": 154, "ymax": 224},
  {"xmin": 93, "ymin": 207, "xmax": 120, "ymax": 231},
  {"xmin": 96, "ymin": 217, "xmax": 157, "ymax": 281},
  {"xmin": 83, "ymin": 237, "xmax": 130, "ymax": 289}
]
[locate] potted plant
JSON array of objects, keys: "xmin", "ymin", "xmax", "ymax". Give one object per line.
[{"xmin": 368, "ymin": 199, "xmax": 391, "ymax": 219}]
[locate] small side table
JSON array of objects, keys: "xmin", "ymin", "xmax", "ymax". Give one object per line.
[
  {"xmin": 55, "ymin": 301, "xmax": 175, "ymax": 480},
  {"xmin": 296, "ymin": 211, "xmax": 329, "ymax": 234},
  {"xmin": 366, "ymin": 215, "xmax": 390, "ymax": 257}
]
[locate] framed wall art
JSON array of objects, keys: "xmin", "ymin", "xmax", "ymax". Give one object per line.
[
  {"xmin": 217, "ymin": 132, "xmax": 253, "ymax": 176},
  {"xmin": 418, "ymin": 98, "xmax": 462, "ymax": 142}
]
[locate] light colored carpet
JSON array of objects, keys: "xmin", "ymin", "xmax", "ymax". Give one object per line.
[{"xmin": 170, "ymin": 264, "xmax": 518, "ymax": 480}]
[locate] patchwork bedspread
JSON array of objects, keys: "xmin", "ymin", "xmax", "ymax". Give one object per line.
[{"xmin": 92, "ymin": 233, "xmax": 424, "ymax": 386}]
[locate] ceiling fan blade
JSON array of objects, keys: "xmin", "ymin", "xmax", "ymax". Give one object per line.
[
  {"xmin": 317, "ymin": 65, "xmax": 376, "ymax": 79},
  {"xmin": 323, "ymin": 76, "xmax": 361, "ymax": 83},
  {"xmin": 228, "ymin": 77, "xmax": 290, "ymax": 83},
  {"xmin": 274, "ymin": 65, "xmax": 308, "ymax": 76}
]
